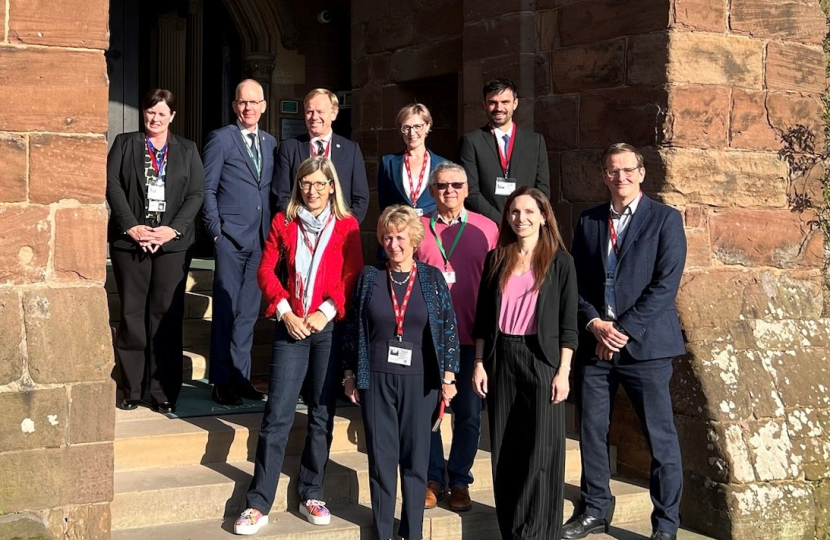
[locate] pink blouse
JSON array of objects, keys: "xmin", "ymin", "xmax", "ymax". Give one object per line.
[{"xmin": 498, "ymin": 270, "xmax": 539, "ymax": 335}]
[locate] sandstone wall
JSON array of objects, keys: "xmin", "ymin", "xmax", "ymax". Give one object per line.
[{"xmin": 0, "ymin": 0, "xmax": 113, "ymax": 538}]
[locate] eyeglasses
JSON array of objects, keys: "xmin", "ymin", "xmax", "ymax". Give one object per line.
[
  {"xmin": 433, "ymin": 182, "xmax": 467, "ymax": 191},
  {"xmin": 603, "ymin": 167, "xmax": 642, "ymax": 178},
  {"xmin": 234, "ymin": 100, "xmax": 264, "ymax": 108},
  {"xmin": 400, "ymin": 124, "xmax": 427, "ymax": 134},
  {"xmin": 299, "ymin": 179, "xmax": 332, "ymax": 191}
]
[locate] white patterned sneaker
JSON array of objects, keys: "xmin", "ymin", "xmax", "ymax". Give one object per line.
[
  {"xmin": 299, "ymin": 499, "xmax": 331, "ymax": 525},
  {"xmin": 234, "ymin": 508, "xmax": 268, "ymax": 535}
]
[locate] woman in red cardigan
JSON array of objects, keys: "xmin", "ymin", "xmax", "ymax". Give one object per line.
[{"xmin": 234, "ymin": 156, "xmax": 363, "ymax": 536}]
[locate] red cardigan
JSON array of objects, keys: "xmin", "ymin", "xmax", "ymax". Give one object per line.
[{"xmin": 257, "ymin": 212, "xmax": 363, "ymax": 319}]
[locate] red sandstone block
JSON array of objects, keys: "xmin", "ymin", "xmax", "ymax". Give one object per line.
[
  {"xmin": 765, "ymin": 42, "xmax": 825, "ymax": 94},
  {"xmin": 535, "ymin": 51, "xmax": 552, "ymax": 97},
  {"xmin": 463, "ymin": 13, "xmax": 536, "ymax": 62},
  {"xmin": 463, "ymin": 0, "xmax": 535, "ymax": 23},
  {"xmin": 0, "ymin": 290, "xmax": 23, "ymax": 386},
  {"xmin": 579, "ymin": 87, "xmax": 667, "ymax": 149},
  {"xmin": 684, "ymin": 228, "xmax": 712, "ymax": 268},
  {"xmin": 30, "ymin": 135, "xmax": 107, "ymax": 205},
  {"xmin": 54, "ymin": 207, "xmax": 108, "ymax": 283},
  {"xmin": 558, "ymin": 0, "xmax": 670, "ymax": 47},
  {"xmin": 0, "ymin": 205, "xmax": 51, "ymax": 285},
  {"xmin": 463, "ymin": 61, "xmax": 484, "ymax": 104},
  {"xmin": 664, "ymin": 86, "xmax": 729, "ymax": 148},
  {"xmin": 382, "ymin": 86, "xmax": 419, "ymax": 129},
  {"xmin": 8, "ymin": 0, "xmax": 108, "ymax": 49},
  {"xmin": 731, "ymin": 0, "xmax": 825, "ymax": 45},
  {"xmin": 389, "ymin": 37, "xmax": 462, "ymax": 82},
  {"xmin": 548, "ymin": 151, "xmax": 562, "ymax": 201},
  {"xmin": 672, "ymin": 0, "xmax": 726, "ymax": 32},
  {"xmin": 0, "ymin": 134, "xmax": 27, "ymax": 203},
  {"xmin": 561, "ymin": 150, "xmax": 607, "ymax": 203},
  {"xmin": 0, "ymin": 48, "xmax": 107, "ymax": 133},
  {"xmin": 360, "ymin": 87, "xmax": 383, "ymax": 130},
  {"xmin": 684, "ymin": 206, "xmax": 709, "ymax": 228},
  {"xmin": 551, "ymin": 40, "xmax": 625, "ymax": 94},
  {"xmin": 536, "ymin": 9, "xmax": 558, "ymax": 51},
  {"xmin": 730, "ymin": 89, "xmax": 778, "ymax": 151},
  {"xmin": 369, "ymin": 54, "xmax": 392, "ymax": 84},
  {"xmin": 365, "ymin": 17, "xmax": 414, "ymax": 54},
  {"xmin": 478, "ymin": 53, "xmax": 537, "ymax": 99},
  {"xmin": 767, "ymin": 93, "xmax": 825, "ymax": 150},
  {"xmin": 535, "ymin": 95, "xmax": 579, "ymax": 151},
  {"xmin": 415, "ymin": 0, "xmax": 462, "ymax": 43}
]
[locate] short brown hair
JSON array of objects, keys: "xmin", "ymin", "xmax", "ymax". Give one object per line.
[
  {"xmin": 142, "ymin": 89, "xmax": 176, "ymax": 113},
  {"xmin": 376, "ymin": 205, "xmax": 425, "ymax": 248},
  {"xmin": 304, "ymin": 88, "xmax": 339, "ymax": 110},
  {"xmin": 601, "ymin": 143, "xmax": 644, "ymax": 169},
  {"xmin": 395, "ymin": 103, "xmax": 433, "ymax": 129}
]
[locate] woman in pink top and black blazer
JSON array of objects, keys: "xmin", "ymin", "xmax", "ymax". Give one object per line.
[{"xmin": 471, "ymin": 186, "xmax": 579, "ymax": 540}]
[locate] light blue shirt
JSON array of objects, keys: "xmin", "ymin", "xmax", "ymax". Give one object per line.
[{"xmin": 604, "ymin": 194, "xmax": 642, "ymax": 320}]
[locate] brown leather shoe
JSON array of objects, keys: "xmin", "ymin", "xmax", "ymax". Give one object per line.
[
  {"xmin": 425, "ymin": 480, "xmax": 443, "ymax": 509},
  {"xmin": 448, "ymin": 486, "xmax": 472, "ymax": 511}
]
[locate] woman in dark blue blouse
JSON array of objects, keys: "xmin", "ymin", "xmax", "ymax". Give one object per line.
[{"xmin": 343, "ymin": 205, "xmax": 460, "ymax": 540}]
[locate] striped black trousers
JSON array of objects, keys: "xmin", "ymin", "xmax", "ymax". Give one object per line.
[{"xmin": 487, "ymin": 334, "xmax": 565, "ymax": 540}]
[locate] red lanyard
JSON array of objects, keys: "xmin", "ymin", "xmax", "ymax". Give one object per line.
[
  {"xmin": 403, "ymin": 151, "xmax": 429, "ymax": 206},
  {"xmin": 297, "ymin": 213, "xmax": 335, "ymax": 254},
  {"xmin": 388, "ymin": 264, "xmax": 418, "ymax": 340},
  {"xmin": 146, "ymin": 139, "xmax": 168, "ymax": 178},
  {"xmin": 608, "ymin": 213, "xmax": 621, "ymax": 257},
  {"xmin": 491, "ymin": 123, "xmax": 516, "ymax": 176},
  {"xmin": 310, "ymin": 139, "xmax": 331, "ymax": 158}
]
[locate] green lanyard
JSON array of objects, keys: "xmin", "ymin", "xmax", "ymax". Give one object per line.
[
  {"xmin": 241, "ymin": 132, "xmax": 262, "ymax": 178},
  {"xmin": 429, "ymin": 211, "xmax": 468, "ymax": 269}
]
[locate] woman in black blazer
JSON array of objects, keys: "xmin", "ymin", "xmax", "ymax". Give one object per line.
[
  {"xmin": 106, "ymin": 89, "xmax": 205, "ymax": 414},
  {"xmin": 471, "ymin": 186, "xmax": 578, "ymax": 540}
]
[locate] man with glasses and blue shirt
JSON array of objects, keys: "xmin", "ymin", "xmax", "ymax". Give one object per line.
[
  {"xmin": 414, "ymin": 161, "xmax": 499, "ymax": 512},
  {"xmin": 564, "ymin": 143, "xmax": 686, "ymax": 540},
  {"xmin": 203, "ymin": 79, "xmax": 276, "ymax": 406}
]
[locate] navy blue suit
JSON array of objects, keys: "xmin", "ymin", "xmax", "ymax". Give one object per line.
[
  {"xmin": 273, "ymin": 133, "xmax": 369, "ymax": 223},
  {"xmin": 203, "ymin": 123, "xmax": 276, "ymax": 387},
  {"xmin": 571, "ymin": 195, "xmax": 686, "ymax": 535},
  {"xmin": 377, "ymin": 150, "xmax": 447, "ymax": 214}
]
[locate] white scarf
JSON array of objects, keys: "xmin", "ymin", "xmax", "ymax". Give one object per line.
[{"xmin": 295, "ymin": 205, "xmax": 335, "ymax": 316}]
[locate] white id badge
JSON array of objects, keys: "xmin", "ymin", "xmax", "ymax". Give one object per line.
[
  {"xmin": 147, "ymin": 184, "xmax": 165, "ymax": 200},
  {"xmin": 387, "ymin": 340, "xmax": 413, "ymax": 366},
  {"xmin": 495, "ymin": 177, "xmax": 517, "ymax": 196},
  {"xmin": 415, "ymin": 208, "xmax": 424, "ymax": 217},
  {"xmin": 148, "ymin": 200, "xmax": 166, "ymax": 212},
  {"xmin": 442, "ymin": 271, "xmax": 457, "ymax": 284}
]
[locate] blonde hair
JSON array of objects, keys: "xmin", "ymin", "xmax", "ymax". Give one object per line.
[
  {"xmin": 285, "ymin": 156, "xmax": 351, "ymax": 221},
  {"xmin": 376, "ymin": 205, "xmax": 425, "ymax": 248},
  {"xmin": 395, "ymin": 103, "xmax": 433, "ymax": 129},
  {"xmin": 304, "ymin": 88, "xmax": 339, "ymax": 110}
]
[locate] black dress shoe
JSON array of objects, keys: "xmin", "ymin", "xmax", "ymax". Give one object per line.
[
  {"xmin": 561, "ymin": 514, "xmax": 609, "ymax": 539},
  {"xmin": 212, "ymin": 384, "xmax": 243, "ymax": 406},
  {"xmin": 234, "ymin": 380, "xmax": 267, "ymax": 401},
  {"xmin": 118, "ymin": 399, "xmax": 139, "ymax": 411},
  {"xmin": 651, "ymin": 532, "xmax": 677, "ymax": 540},
  {"xmin": 152, "ymin": 401, "xmax": 176, "ymax": 414}
]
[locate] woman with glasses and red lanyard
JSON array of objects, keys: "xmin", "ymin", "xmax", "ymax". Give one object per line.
[
  {"xmin": 377, "ymin": 104, "xmax": 448, "ymax": 217},
  {"xmin": 234, "ymin": 156, "xmax": 363, "ymax": 536}
]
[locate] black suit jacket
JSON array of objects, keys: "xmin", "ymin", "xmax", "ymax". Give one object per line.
[
  {"xmin": 106, "ymin": 132, "xmax": 205, "ymax": 252},
  {"xmin": 273, "ymin": 133, "xmax": 369, "ymax": 223},
  {"xmin": 571, "ymin": 195, "xmax": 687, "ymax": 361},
  {"xmin": 472, "ymin": 249, "xmax": 579, "ymax": 370},
  {"xmin": 459, "ymin": 124, "xmax": 550, "ymax": 223}
]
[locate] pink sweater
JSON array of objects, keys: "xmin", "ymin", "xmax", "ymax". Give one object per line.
[{"xmin": 415, "ymin": 210, "xmax": 499, "ymax": 345}]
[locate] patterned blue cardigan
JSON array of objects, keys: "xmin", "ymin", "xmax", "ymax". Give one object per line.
[{"xmin": 343, "ymin": 261, "xmax": 460, "ymax": 390}]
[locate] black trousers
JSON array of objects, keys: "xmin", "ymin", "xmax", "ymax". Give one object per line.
[
  {"xmin": 487, "ymin": 334, "xmax": 565, "ymax": 540},
  {"xmin": 361, "ymin": 372, "xmax": 438, "ymax": 540},
  {"xmin": 111, "ymin": 248, "xmax": 188, "ymax": 404}
]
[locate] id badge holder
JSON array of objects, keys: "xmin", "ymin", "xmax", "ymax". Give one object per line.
[
  {"xmin": 442, "ymin": 270, "xmax": 457, "ymax": 284},
  {"xmin": 495, "ymin": 177, "xmax": 517, "ymax": 196},
  {"xmin": 148, "ymin": 184, "xmax": 165, "ymax": 200},
  {"xmin": 387, "ymin": 339, "xmax": 414, "ymax": 366},
  {"xmin": 148, "ymin": 199, "xmax": 166, "ymax": 212}
]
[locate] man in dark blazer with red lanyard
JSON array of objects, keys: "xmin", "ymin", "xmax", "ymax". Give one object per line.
[
  {"xmin": 203, "ymin": 79, "xmax": 276, "ymax": 406},
  {"xmin": 563, "ymin": 143, "xmax": 686, "ymax": 540},
  {"xmin": 459, "ymin": 78, "xmax": 550, "ymax": 223},
  {"xmin": 273, "ymin": 88, "xmax": 369, "ymax": 223}
]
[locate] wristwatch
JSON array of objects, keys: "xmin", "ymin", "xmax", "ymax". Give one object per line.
[
  {"xmin": 172, "ymin": 228, "xmax": 183, "ymax": 241},
  {"xmin": 441, "ymin": 378, "xmax": 456, "ymax": 385}
]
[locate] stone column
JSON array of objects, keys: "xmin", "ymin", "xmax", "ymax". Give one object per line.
[
  {"xmin": 158, "ymin": 13, "xmax": 187, "ymax": 137},
  {"xmin": 187, "ymin": 0, "xmax": 204, "ymax": 149},
  {"xmin": 0, "ymin": 0, "xmax": 114, "ymax": 538},
  {"xmin": 245, "ymin": 52, "xmax": 276, "ymax": 133}
]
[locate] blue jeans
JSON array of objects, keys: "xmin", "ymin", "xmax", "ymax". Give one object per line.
[
  {"xmin": 246, "ymin": 320, "xmax": 337, "ymax": 513},
  {"xmin": 428, "ymin": 345, "xmax": 482, "ymax": 488}
]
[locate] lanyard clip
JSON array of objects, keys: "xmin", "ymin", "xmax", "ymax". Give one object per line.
[{"xmin": 397, "ymin": 334, "xmax": 403, "ymax": 342}]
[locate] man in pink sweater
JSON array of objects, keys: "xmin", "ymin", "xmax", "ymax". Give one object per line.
[{"xmin": 415, "ymin": 161, "xmax": 499, "ymax": 512}]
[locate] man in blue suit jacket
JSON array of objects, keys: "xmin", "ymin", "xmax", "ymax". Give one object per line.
[
  {"xmin": 563, "ymin": 143, "xmax": 686, "ymax": 540},
  {"xmin": 272, "ymin": 88, "xmax": 369, "ymax": 223},
  {"xmin": 203, "ymin": 79, "xmax": 276, "ymax": 406}
]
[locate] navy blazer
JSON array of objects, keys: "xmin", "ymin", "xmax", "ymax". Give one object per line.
[
  {"xmin": 377, "ymin": 150, "xmax": 448, "ymax": 213},
  {"xmin": 459, "ymin": 124, "xmax": 550, "ymax": 223},
  {"xmin": 273, "ymin": 133, "xmax": 369, "ymax": 224},
  {"xmin": 202, "ymin": 124, "xmax": 276, "ymax": 248},
  {"xmin": 106, "ymin": 132, "xmax": 205, "ymax": 252},
  {"xmin": 343, "ymin": 261, "xmax": 461, "ymax": 390},
  {"xmin": 571, "ymin": 195, "xmax": 687, "ymax": 361}
]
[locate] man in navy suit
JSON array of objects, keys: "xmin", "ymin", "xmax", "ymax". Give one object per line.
[
  {"xmin": 273, "ymin": 88, "xmax": 369, "ymax": 223},
  {"xmin": 563, "ymin": 143, "xmax": 686, "ymax": 540},
  {"xmin": 203, "ymin": 79, "xmax": 276, "ymax": 406}
]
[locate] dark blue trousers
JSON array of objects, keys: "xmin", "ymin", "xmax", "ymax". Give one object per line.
[
  {"xmin": 246, "ymin": 321, "xmax": 337, "ymax": 512},
  {"xmin": 578, "ymin": 350, "xmax": 683, "ymax": 534},
  {"xmin": 209, "ymin": 237, "xmax": 262, "ymax": 386}
]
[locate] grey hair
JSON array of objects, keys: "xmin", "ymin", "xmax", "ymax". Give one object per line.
[{"xmin": 428, "ymin": 161, "xmax": 468, "ymax": 186}]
